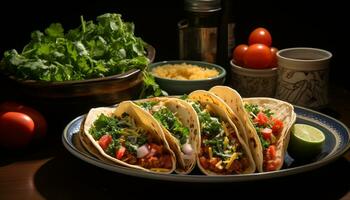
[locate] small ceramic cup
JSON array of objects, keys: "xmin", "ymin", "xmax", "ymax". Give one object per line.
[
  {"xmin": 230, "ymin": 60, "xmax": 278, "ymax": 97},
  {"xmin": 275, "ymin": 47, "xmax": 332, "ymax": 109}
]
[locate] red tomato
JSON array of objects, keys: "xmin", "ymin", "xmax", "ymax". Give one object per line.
[
  {"xmin": 243, "ymin": 44, "xmax": 273, "ymax": 69},
  {"xmin": 267, "ymin": 145, "xmax": 277, "ymax": 159},
  {"xmin": 248, "ymin": 27, "xmax": 272, "ymax": 47},
  {"xmin": 266, "ymin": 158, "xmax": 281, "ymax": 171},
  {"xmin": 0, "ymin": 101, "xmax": 47, "ymax": 139},
  {"xmin": 0, "ymin": 112, "xmax": 35, "ymax": 149},
  {"xmin": 254, "ymin": 112, "xmax": 269, "ymax": 126},
  {"xmin": 98, "ymin": 134, "xmax": 112, "ymax": 150},
  {"xmin": 116, "ymin": 146, "xmax": 126, "ymax": 159},
  {"xmin": 272, "ymin": 119, "xmax": 284, "ymax": 135},
  {"xmin": 232, "ymin": 44, "xmax": 248, "ymax": 66},
  {"xmin": 270, "ymin": 47, "xmax": 278, "ymax": 67}
]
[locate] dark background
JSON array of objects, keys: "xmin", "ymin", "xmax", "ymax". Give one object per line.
[{"xmin": 0, "ymin": 0, "xmax": 347, "ymax": 87}]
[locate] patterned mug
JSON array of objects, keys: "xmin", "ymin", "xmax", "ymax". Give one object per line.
[{"xmin": 275, "ymin": 47, "xmax": 332, "ymax": 109}]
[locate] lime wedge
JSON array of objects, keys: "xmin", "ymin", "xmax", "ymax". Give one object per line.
[{"xmin": 288, "ymin": 124, "xmax": 325, "ymax": 160}]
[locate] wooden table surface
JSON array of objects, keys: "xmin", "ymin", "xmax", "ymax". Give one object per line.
[{"xmin": 1, "ymin": 85, "xmax": 349, "ymax": 200}]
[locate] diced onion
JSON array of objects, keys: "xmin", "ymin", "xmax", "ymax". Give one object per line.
[
  {"xmin": 182, "ymin": 143, "xmax": 193, "ymax": 155},
  {"xmin": 137, "ymin": 144, "xmax": 150, "ymax": 158}
]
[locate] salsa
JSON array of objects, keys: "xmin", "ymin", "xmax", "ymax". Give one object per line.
[{"xmin": 89, "ymin": 112, "xmax": 173, "ymax": 170}]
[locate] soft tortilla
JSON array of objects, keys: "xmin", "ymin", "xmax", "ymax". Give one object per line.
[
  {"xmin": 209, "ymin": 86, "xmax": 296, "ymax": 172},
  {"xmin": 188, "ymin": 90, "xmax": 256, "ymax": 175},
  {"xmin": 82, "ymin": 101, "xmax": 176, "ymax": 174},
  {"xmin": 134, "ymin": 97, "xmax": 200, "ymax": 174}
]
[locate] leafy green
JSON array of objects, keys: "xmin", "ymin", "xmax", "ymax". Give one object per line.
[
  {"xmin": 179, "ymin": 94, "xmax": 188, "ymax": 100},
  {"xmin": 259, "ymin": 135, "xmax": 270, "ymax": 149},
  {"xmin": 0, "ymin": 13, "xmax": 164, "ymax": 98},
  {"xmin": 244, "ymin": 103, "xmax": 260, "ymax": 116},
  {"xmin": 89, "ymin": 113, "xmax": 120, "ymax": 140},
  {"xmin": 203, "ymin": 136, "xmax": 240, "ymax": 159},
  {"xmin": 139, "ymin": 71, "xmax": 167, "ymax": 98},
  {"xmin": 190, "ymin": 101, "xmax": 222, "ymax": 138},
  {"xmin": 263, "ymin": 109, "xmax": 274, "ymax": 118},
  {"xmin": 152, "ymin": 108, "xmax": 189, "ymax": 145},
  {"xmin": 136, "ymin": 101, "xmax": 159, "ymax": 111},
  {"xmin": 88, "ymin": 112, "xmax": 149, "ymax": 157},
  {"xmin": 106, "ymin": 140, "xmax": 120, "ymax": 156}
]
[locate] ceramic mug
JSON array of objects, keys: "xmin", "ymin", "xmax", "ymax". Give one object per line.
[{"xmin": 275, "ymin": 47, "xmax": 332, "ymax": 108}]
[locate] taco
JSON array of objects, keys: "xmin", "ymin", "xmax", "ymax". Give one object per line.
[
  {"xmin": 135, "ymin": 97, "xmax": 200, "ymax": 174},
  {"xmin": 186, "ymin": 90, "xmax": 256, "ymax": 175},
  {"xmin": 209, "ymin": 86, "xmax": 296, "ymax": 172},
  {"xmin": 82, "ymin": 101, "xmax": 176, "ymax": 173}
]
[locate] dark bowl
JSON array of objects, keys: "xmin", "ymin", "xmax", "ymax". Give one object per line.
[{"xmin": 1, "ymin": 44, "xmax": 155, "ymax": 121}]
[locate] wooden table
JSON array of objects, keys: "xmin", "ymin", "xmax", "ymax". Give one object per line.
[{"xmin": 1, "ymin": 85, "xmax": 349, "ymax": 200}]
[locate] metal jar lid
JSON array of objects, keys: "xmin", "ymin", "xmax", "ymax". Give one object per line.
[{"xmin": 184, "ymin": 0, "xmax": 222, "ymax": 12}]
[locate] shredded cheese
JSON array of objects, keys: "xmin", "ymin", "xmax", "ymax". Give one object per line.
[
  {"xmin": 215, "ymin": 160, "xmax": 223, "ymax": 169},
  {"xmin": 223, "ymin": 136, "xmax": 229, "ymax": 148},
  {"xmin": 225, "ymin": 153, "xmax": 239, "ymax": 169},
  {"xmin": 222, "ymin": 121, "xmax": 230, "ymax": 137},
  {"xmin": 208, "ymin": 147, "xmax": 213, "ymax": 159}
]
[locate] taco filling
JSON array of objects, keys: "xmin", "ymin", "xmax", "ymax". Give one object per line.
[
  {"xmin": 244, "ymin": 103, "xmax": 284, "ymax": 171},
  {"xmin": 189, "ymin": 100, "xmax": 250, "ymax": 174},
  {"xmin": 89, "ymin": 112, "xmax": 173, "ymax": 170},
  {"xmin": 137, "ymin": 101, "xmax": 193, "ymax": 158}
]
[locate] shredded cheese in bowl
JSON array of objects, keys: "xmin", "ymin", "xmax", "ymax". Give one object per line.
[{"xmin": 152, "ymin": 63, "xmax": 219, "ymax": 80}]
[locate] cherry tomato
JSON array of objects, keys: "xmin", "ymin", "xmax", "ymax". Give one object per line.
[
  {"xmin": 248, "ymin": 27, "xmax": 272, "ymax": 47},
  {"xmin": 0, "ymin": 112, "xmax": 35, "ymax": 149},
  {"xmin": 270, "ymin": 47, "xmax": 278, "ymax": 68},
  {"xmin": 243, "ymin": 44, "xmax": 273, "ymax": 69},
  {"xmin": 232, "ymin": 44, "xmax": 248, "ymax": 66},
  {"xmin": 0, "ymin": 101, "xmax": 47, "ymax": 139}
]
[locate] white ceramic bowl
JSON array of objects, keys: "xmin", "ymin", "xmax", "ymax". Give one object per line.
[{"xmin": 229, "ymin": 60, "xmax": 277, "ymax": 97}]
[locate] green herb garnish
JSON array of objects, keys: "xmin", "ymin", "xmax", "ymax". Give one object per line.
[{"xmin": 1, "ymin": 13, "xmax": 164, "ymax": 98}]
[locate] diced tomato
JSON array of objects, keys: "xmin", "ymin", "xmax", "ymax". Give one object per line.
[
  {"xmin": 266, "ymin": 145, "xmax": 277, "ymax": 160},
  {"xmin": 254, "ymin": 112, "xmax": 269, "ymax": 126},
  {"xmin": 272, "ymin": 119, "xmax": 284, "ymax": 135},
  {"xmin": 261, "ymin": 128, "xmax": 272, "ymax": 140},
  {"xmin": 116, "ymin": 146, "xmax": 126, "ymax": 159},
  {"xmin": 266, "ymin": 158, "xmax": 281, "ymax": 171},
  {"xmin": 98, "ymin": 134, "xmax": 112, "ymax": 150},
  {"xmin": 266, "ymin": 162, "xmax": 276, "ymax": 171}
]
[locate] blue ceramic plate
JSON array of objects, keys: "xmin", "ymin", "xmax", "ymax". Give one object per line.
[{"xmin": 62, "ymin": 105, "xmax": 350, "ymax": 182}]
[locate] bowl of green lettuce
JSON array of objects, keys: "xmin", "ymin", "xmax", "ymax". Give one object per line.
[{"xmin": 0, "ymin": 13, "xmax": 160, "ymax": 116}]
